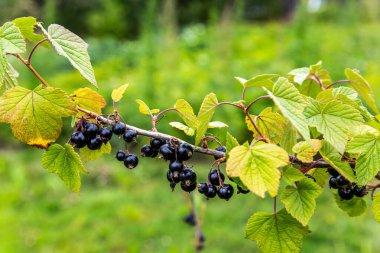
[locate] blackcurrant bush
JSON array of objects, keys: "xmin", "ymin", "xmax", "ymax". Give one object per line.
[
  {"xmin": 198, "ymin": 183, "xmax": 208, "ymax": 194},
  {"xmin": 180, "ymin": 168, "xmax": 197, "ymax": 186},
  {"xmin": 112, "ymin": 122, "xmax": 126, "ymax": 135},
  {"xmin": 99, "ymin": 127, "xmax": 112, "ymax": 142},
  {"xmin": 159, "ymin": 143, "xmax": 175, "ymax": 160},
  {"xmin": 353, "ymin": 185, "xmax": 367, "ymax": 197},
  {"xmin": 336, "ymin": 175, "xmax": 349, "ymax": 187},
  {"xmin": 150, "ymin": 138, "xmax": 165, "ymax": 150},
  {"xmin": 214, "ymin": 146, "xmax": 226, "ymax": 159},
  {"xmin": 116, "ymin": 150, "xmax": 126, "ymax": 161},
  {"xmin": 338, "ymin": 186, "xmax": 354, "ymax": 200},
  {"xmin": 180, "ymin": 182, "xmax": 197, "ymax": 192},
  {"xmin": 169, "ymin": 160, "xmax": 184, "ymax": 172},
  {"xmin": 217, "ymin": 184, "xmax": 234, "ymax": 200},
  {"xmin": 177, "ymin": 143, "xmax": 194, "ymax": 161},
  {"xmin": 329, "ymin": 177, "xmax": 339, "ymax": 189},
  {"xmin": 87, "ymin": 135, "xmax": 102, "ymax": 150},
  {"xmin": 83, "ymin": 123, "xmax": 98, "ymax": 138},
  {"xmin": 237, "ymin": 185, "xmax": 250, "ymax": 194},
  {"xmin": 208, "ymin": 169, "xmax": 225, "ymax": 186},
  {"xmin": 167, "ymin": 170, "xmax": 181, "ymax": 183},
  {"xmin": 123, "ymin": 130, "xmax": 137, "ymax": 143},
  {"xmin": 327, "ymin": 168, "xmax": 340, "ymax": 177},
  {"xmin": 141, "ymin": 145, "xmax": 155, "ymax": 157},
  {"xmin": 204, "ymin": 185, "xmax": 217, "ymax": 198},
  {"xmin": 124, "ymin": 154, "xmax": 139, "ymax": 169},
  {"xmin": 70, "ymin": 131, "xmax": 86, "ymax": 148}
]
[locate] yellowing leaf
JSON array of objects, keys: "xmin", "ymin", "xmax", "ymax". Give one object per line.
[
  {"xmin": 226, "ymin": 132, "xmax": 239, "ymax": 154},
  {"xmin": 195, "ymin": 93, "xmax": 218, "ymax": 145},
  {"xmin": 208, "ymin": 121, "xmax": 228, "ymax": 128},
  {"xmin": 111, "ymin": 84, "xmax": 129, "ymax": 102},
  {"xmin": 0, "ymin": 85, "xmax": 77, "ymax": 148},
  {"xmin": 71, "ymin": 87, "xmax": 106, "ymax": 115},
  {"xmin": 135, "ymin": 99, "xmax": 159, "ymax": 115},
  {"xmin": 246, "ymin": 107, "xmax": 286, "ymax": 144},
  {"xmin": 174, "ymin": 99, "xmax": 198, "ymax": 129},
  {"xmin": 372, "ymin": 193, "xmax": 380, "ymax": 223},
  {"xmin": 292, "ymin": 139, "xmax": 322, "ymax": 163},
  {"xmin": 80, "ymin": 142, "xmax": 111, "ymax": 162},
  {"xmin": 246, "ymin": 209, "xmax": 309, "ymax": 253},
  {"xmin": 226, "ymin": 143, "xmax": 289, "ymax": 198},
  {"xmin": 42, "ymin": 144, "xmax": 86, "ymax": 192},
  {"xmin": 242, "ymin": 74, "xmax": 279, "ymax": 88},
  {"xmin": 280, "ymin": 178, "xmax": 322, "ymax": 225},
  {"xmin": 169, "ymin": 122, "xmax": 195, "ymax": 136}
]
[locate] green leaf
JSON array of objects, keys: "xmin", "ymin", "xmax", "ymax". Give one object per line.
[
  {"xmin": 174, "ymin": 99, "xmax": 198, "ymax": 129},
  {"xmin": 280, "ymin": 178, "xmax": 322, "ymax": 225},
  {"xmin": 334, "ymin": 194, "xmax": 367, "ymax": 217},
  {"xmin": 0, "ymin": 85, "xmax": 77, "ymax": 148},
  {"xmin": 309, "ymin": 168, "xmax": 329, "ymax": 188},
  {"xmin": 246, "ymin": 209, "xmax": 309, "ymax": 253},
  {"xmin": 242, "ymin": 74, "xmax": 279, "ymax": 88},
  {"xmin": 264, "ymin": 77, "xmax": 310, "ymax": 142},
  {"xmin": 245, "ymin": 107, "xmax": 286, "ymax": 144},
  {"xmin": 319, "ymin": 141, "xmax": 356, "ymax": 182},
  {"xmin": 304, "ymin": 98, "xmax": 363, "ymax": 153},
  {"xmin": 42, "ymin": 144, "xmax": 86, "ymax": 192},
  {"xmin": 135, "ymin": 99, "xmax": 159, "ymax": 115},
  {"xmin": 292, "ymin": 139, "xmax": 322, "ymax": 163},
  {"xmin": 12, "ymin": 17, "xmax": 45, "ymax": 43},
  {"xmin": 226, "ymin": 132, "xmax": 239, "ymax": 154},
  {"xmin": 372, "ymin": 193, "xmax": 380, "ymax": 222},
  {"xmin": 346, "ymin": 130, "xmax": 380, "ymax": 185},
  {"xmin": 226, "ymin": 143, "xmax": 289, "ymax": 198},
  {"xmin": 71, "ymin": 87, "xmax": 106, "ymax": 115},
  {"xmin": 0, "ymin": 62, "xmax": 18, "ymax": 95},
  {"xmin": 208, "ymin": 121, "xmax": 228, "ymax": 128},
  {"xmin": 169, "ymin": 122, "xmax": 195, "ymax": 136},
  {"xmin": 281, "ymin": 166, "xmax": 305, "ymax": 184},
  {"xmin": 111, "ymin": 84, "xmax": 129, "ymax": 102},
  {"xmin": 345, "ymin": 68, "xmax": 379, "ymax": 114},
  {"xmin": 195, "ymin": 93, "xmax": 218, "ymax": 145},
  {"xmin": 332, "ymin": 86, "xmax": 358, "ymax": 100},
  {"xmin": 39, "ymin": 24, "xmax": 97, "ymax": 87},
  {"xmin": 80, "ymin": 142, "xmax": 111, "ymax": 162},
  {"xmin": 279, "ymin": 120, "xmax": 297, "ymax": 154},
  {"xmin": 288, "ymin": 67, "xmax": 310, "ymax": 85},
  {"xmin": 0, "ymin": 22, "xmax": 25, "ymax": 54}
]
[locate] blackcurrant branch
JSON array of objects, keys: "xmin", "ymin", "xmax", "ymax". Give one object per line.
[
  {"xmin": 13, "ymin": 53, "xmax": 50, "ymax": 87},
  {"xmin": 309, "ymin": 74, "xmax": 324, "ymax": 90},
  {"xmin": 27, "ymin": 38, "xmax": 48, "ymax": 64},
  {"xmin": 325, "ymin": 79, "xmax": 350, "ymax": 89}
]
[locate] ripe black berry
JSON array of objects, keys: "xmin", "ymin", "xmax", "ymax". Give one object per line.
[
  {"xmin": 198, "ymin": 183, "xmax": 208, "ymax": 194},
  {"xmin": 180, "ymin": 182, "xmax": 197, "ymax": 192},
  {"xmin": 150, "ymin": 150, "xmax": 159, "ymax": 158},
  {"xmin": 70, "ymin": 131, "xmax": 86, "ymax": 148},
  {"xmin": 329, "ymin": 177, "xmax": 339, "ymax": 189},
  {"xmin": 208, "ymin": 169, "xmax": 225, "ymax": 186},
  {"xmin": 99, "ymin": 127, "xmax": 113, "ymax": 142},
  {"xmin": 338, "ymin": 186, "xmax": 354, "ymax": 200},
  {"xmin": 83, "ymin": 123, "xmax": 99, "ymax": 138},
  {"xmin": 150, "ymin": 138, "xmax": 165, "ymax": 150},
  {"xmin": 112, "ymin": 122, "xmax": 126, "ymax": 135},
  {"xmin": 124, "ymin": 154, "xmax": 139, "ymax": 169},
  {"xmin": 169, "ymin": 160, "xmax": 184, "ymax": 172},
  {"xmin": 123, "ymin": 130, "xmax": 137, "ymax": 143},
  {"xmin": 353, "ymin": 185, "xmax": 367, "ymax": 197},
  {"xmin": 141, "ymin": 145, "xmax": 155, "ymax": 157},
  {"xmin": 167, "ymin": 170, "xmax": 181, "ymax": 183},
  {"xmin": 214, "ymin": 146, "xmax": 226, "ymax": 159},
  {"xmin": 237, "ymin": 185, "xmax": 250, "ymax": 194},
  {"xmin": 116, "ymin": 150, "xmax": 126, "ymax": 161},
  {"xmin": 183, "ymin": 212, "xmax": 196, "ymax": 226},
  {"xmin": 177, "ymin": 143, "xmax": 194, "ymax": 161},
  {"xmin": 336, "ymin": 175, "xmax": 349, "ymax": 187},
  {"xmin": 87, "ymin": 135, "xmax": 102, "ymax": 150},
  {"xmin": 159, "ymin": 143, "xmax": 175, "ymax": 160},
  {"xmin": 327, "ymin": 168, "xmax": 340, "ymax": 177},
  {"xmin": 217, "ymin": 184, "xmax": 234, "ymax": 200},
  {"xmin": 180, "ymin": 168, "xmax": 197, "ymax": 186},
  {"xmin": 204, "ymin": 185, "xmax": 217, "ymax": 198}
]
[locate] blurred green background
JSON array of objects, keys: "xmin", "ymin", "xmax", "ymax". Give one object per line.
[{"xmin": 1, "ymin": 0, "xmax": 380, "ymax": 252}]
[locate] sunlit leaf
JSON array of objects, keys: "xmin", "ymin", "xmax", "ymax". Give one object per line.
[
  {"xmin": 292, "ymin": 139, "xmax": 322, "ymax": 163},
  {"xmin": 334, "ymin": 194, "xmax": 367, "ymax": 217},
  {"xmin": 0, "ymin": 22, "xmax": 25, "ymax": 54},
  {"xmin": 169, "ymin": 122, "xmax": 195, "ymax": 136},
  {"xmin": 208, "ymin": 121, "xmax": 228, "ymax": 128},
  {"xmin": 195, "ymin": 93, "xmax": 218, "ymax": 145},
  {"xmin": 111, "ymin": 84, "xmax": 129, "ymax": 102},
  {"xmin": 135, "ymin": 99, "xmax": 160, "ymax": 115},
  {"xmin": 12, "ymin": 16, "xmax": 45, "ymax": 43},
  {"xmin": 71, "ymin": 87, "xmax": 106, "ymax": 115},
  {"xmin": 243, "ymin": 74, "xmax": 279, "ymax": 88},
  {"xmin": 174, "ymin": 99, "xmax": 198, "ymax": 129},
  {"xmin": 80, "ymin": 142, "xmax": 111, "ymax": 162}
]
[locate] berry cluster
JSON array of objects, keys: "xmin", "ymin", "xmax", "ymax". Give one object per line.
[
  {"xmin": 112, "ymin": 122, "xmax": 139, "ymax": 169},
  {"xmin": 71, "ymin": 120, "xmax": 112, "ymax": 150},
  {"xmin": 328, "ymin": 168, "xmax": 367, "ymax": 200},
  {"xmin": 197, "ymin": 167, "xmax": 236, "ymax": 200}
]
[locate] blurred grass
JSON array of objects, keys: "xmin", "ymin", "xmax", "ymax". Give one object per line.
[{"xmin": 2, "ymin": 5, "xmax": 380, "ymax": 252}]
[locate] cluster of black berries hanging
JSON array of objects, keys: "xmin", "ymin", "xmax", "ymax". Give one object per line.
[
  {"xmin": 71, "ymin": 120, "xmax": 112, "ymax": 150},
  {"xmin": 328, "ymin": 168, "xmax": 367, "ymax": 200},
  {"xmin": 198, "ymin": 168, "xmax": 234, "ymax": 200},
  {"xmin": 112, "ymin": 122, "xmax": 139, "ymax": 169}
]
